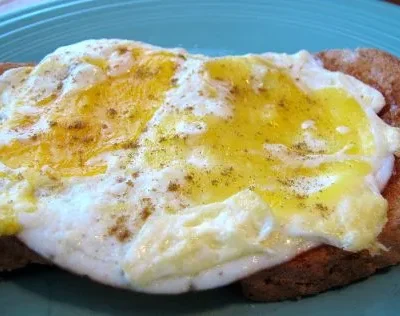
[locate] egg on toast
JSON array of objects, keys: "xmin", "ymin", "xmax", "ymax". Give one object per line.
[{"xmin": 0, "ymin": 41, "xmax": 400, "ymax": 300}]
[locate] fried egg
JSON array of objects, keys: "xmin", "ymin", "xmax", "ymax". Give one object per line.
[{"xmin": 1, "ymin": 39, "xmax": 399, "ymax": 293}]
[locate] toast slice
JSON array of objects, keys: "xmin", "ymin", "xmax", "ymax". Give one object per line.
[{"xmin": 1, "ymin": 50, "xmax": 400, "ymax": 300}]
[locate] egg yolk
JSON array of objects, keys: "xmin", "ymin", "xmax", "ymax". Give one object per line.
[
  {"xmin": 144, "ymin": 56, "xmax": 375, "ymax": 220},
  {"xmin": 0, "ymin": 50, "xmax": 177, "ymax": 176}
]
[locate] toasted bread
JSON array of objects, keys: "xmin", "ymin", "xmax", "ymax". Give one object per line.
[
  {"xmin": 0, "ymin": 50, "xmax": 399, "ymax": 300},
  {"xmin": 0, "ymin": 236, "xmax": 45, "ymax": 271}
]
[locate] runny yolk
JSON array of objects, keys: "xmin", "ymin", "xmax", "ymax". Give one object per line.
[
  {"xmin": 144, "ymin": 56, "xmax": 375, "ymax": 219},
  {"xmin": 0, "ymin": 50, "xmax": 177, "ymax": 176}
]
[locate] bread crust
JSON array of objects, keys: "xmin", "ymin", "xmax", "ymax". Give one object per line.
[
  {"xmin": 241, "ymin": 49, "xmax": 400, "ymax": 301},
  {"xmin": 0, "ymin": 63, "xmax": 33, "ymax": 74},
  {"xmin": 1, "ymin": 51, "xmax": 400, "ymax": 300},
  {"xmin": 0, "ymin": 236, "xmax": 45, "ymax": 271}
]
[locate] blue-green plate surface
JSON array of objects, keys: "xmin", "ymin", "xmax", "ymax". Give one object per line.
[{"xmin": 1, "ymin": 0, "xmax": 400, "ymax": 315}]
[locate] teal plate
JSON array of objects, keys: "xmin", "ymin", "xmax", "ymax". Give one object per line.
[{"xmin": 1, "ymin": 0, "xmax": 400, "ymax": 315}]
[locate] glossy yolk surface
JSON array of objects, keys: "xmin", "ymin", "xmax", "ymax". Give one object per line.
[
  {"xmin": 0, "ymin": 50, "xmax": 177, "ymax": 177},
  {"xmin": 144, "ymin": 56, "xmax": 375, "ymax": 219}
]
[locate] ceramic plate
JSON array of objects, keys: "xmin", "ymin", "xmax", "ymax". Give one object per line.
[{"xmin": 1, "ymin": 0, "xmax": 400, "ymax": 315}]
